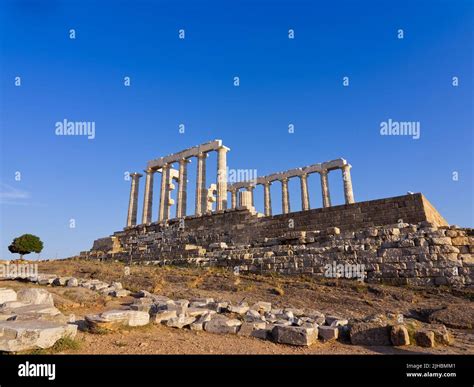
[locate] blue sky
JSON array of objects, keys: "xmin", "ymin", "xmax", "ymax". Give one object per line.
[{"xmin": 0, "ymin": 0, "xmax": 472, "ymax": 259}]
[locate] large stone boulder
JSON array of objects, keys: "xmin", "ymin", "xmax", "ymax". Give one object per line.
[
  {"xmin": 390, "ymin": 325, "xmax": 410, "ymax": 346},
  {"xmin": 152, "ymin": 310, "xmax": 177, "ymax": 324},
  {"xmin": 0, "ymin": 288, "xmax": 17, "ymax": 304},
  {"xmin": 17, "ymin": 288, "xmax": 54, "ymax": 306},
  {"xmin": 85, "ymin": 310, "xmax": 149, "ymax": 332},
  {"xmin": 349, "ymin": 321, "xmax": 391, "ymax": 346},
  {"xmin": 238, "ymin": 321, "xmax": 267, "ymax": 337},
  {"xmin": 4, "ymin": 304, "xmax": 63, "ymax": 322},
  {"xmin": 166, "ymin": 316, "xmax": 196, "ymax": 329},
  {"xmin": 204, "ymin": 316, "xmax": 242, "ymax": 334},
  {"xmin": 271, "ymin": 326, "xmax": 318, "ymax": 346},
  {"xmin": 66, "ymin": 278, "xmax": 78, "ymax": 287},
  {"xmin": 319, "ymin": 326, "xmax": 339, "ymax": 341},
  {"xmin": 37, "ymin": 274, "xmax": 57, "ymax": 286},
  {"xmin": 0, "ymin": 320, "xmax": 77, "ymax": 352},
  {"xmin": 414, "ymin": 330, "xmax": 435, "ymax": 348}
]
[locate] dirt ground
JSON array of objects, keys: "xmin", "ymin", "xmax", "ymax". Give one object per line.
[{"xmin": 2, "ymin": 258, "xmax": 473, "ymax": 355}]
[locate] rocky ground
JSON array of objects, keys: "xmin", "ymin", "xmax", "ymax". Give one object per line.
[{"xmin": 0, "ymin": 258, "xmax": 473, "ymax": 355}]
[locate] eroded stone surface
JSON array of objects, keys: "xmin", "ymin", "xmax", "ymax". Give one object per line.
[
  {"xmin": 272, "ymin": 326, "xmax": 318, "ymax": 346},
  {"xmin": 0, "ymin": 320, "xmax": 77, "ymax": 352}
]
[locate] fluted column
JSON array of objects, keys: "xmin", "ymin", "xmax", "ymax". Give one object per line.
[
  {"xmin": 300, "ymin": 173, "xmax": 310, "ymax": 211},
  {"xmin": 320, "ymin": 169, "xmax": 331, "ymax": 208},
  {"xmin": 158, "ymin": 164, "xmax": 169, "ymax": 221},
  {"xmin": 141, "ymin": 169, "xmax": 154, "ymax": 224},
  {"xmin": 230, "ymin": 188, "xmax": 237, "ymax": 209},
  {"xmin": 176, "ymin": 158, "xmax": 189, "ymax": 218},
  {"xmin": 263, "ymin": 182, "xmax": 272, "ymax": 216},
  {"xmin": 281, "ymin": 178, "xmax": 290, "ymax": 214},
  {"xmin": 195, "ymin": 152, "xmax": 207, "ymax": 216},
  {"xmin": 216, "ymin": 146, "xmax": 229, "ymax": 211},
  {"xmin": 342, "ymin": 164, "xmax": 355, "ymax": 204},
  {"xmin": 126, "ymin": 172, "xmax": 143, "ymax": 227}
]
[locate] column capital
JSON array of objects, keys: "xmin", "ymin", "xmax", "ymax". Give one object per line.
[
  {"xmin": 144, "ymin": 168, "xmax": 155, "ymax": 174},
  {"xmin": 280, "ymin": 177, "xmax": 289, "ymax": 183},
  {"xmin": 341, "ymin": 164, "xmax": 352, "ymax": 171},
  {"xmin": 197, "ymin": 152, "xmax": 208, "ymax": 160},
  {"xmin": 130, "ymin": 172, "xmax": 143, "ymax": 179},
  {"xmin": 320, "ymin": 168, "xmax": 328, "ymax": 176}
]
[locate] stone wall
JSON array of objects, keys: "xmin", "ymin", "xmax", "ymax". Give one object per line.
[{"xmin": 83, "ymin": 194, "xmax": 474, "ymax": 286}]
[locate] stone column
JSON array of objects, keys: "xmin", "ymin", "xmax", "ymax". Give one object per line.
[
  {"xmin": 158, "ymin": 164, "xmax": 169, "ymax": 221},
  {"xmin": 176, "ymin": 158, "xmax": 189, "ymax": 218},
  {"xmin": 320, "ymin": 169, "xmax": 331, "ymax": 208},
  {"xmin": 247, "ymin": 185, "xmax": 255, "ymax": 207},
  {"xmin": 141, "ymin": 169, "xmax": 154, "ymax": 224},
  {"xmin": 238, "ymin": 190, "xmax": 253, "ymax": 210},
  {"xmin": 126, "ymin": 172, "xmax": 143, "ymax": 227},
  {"xmin": 195, "ymin": 153, "xmax": 207, "ymax": 216},
  {"xmin": 342, "ymin": 164, "xmax": 355, "ymax": 204},
  {"xmin": 300, "ymin": 173, "xmax": 310, "ymax": 211},
  {"xmin": 230, "ymin": 188, "xmax": 237, "ymax": 209},
  {"xmin": 281, "ymin": 178, "xmax": 290, "ymax": 214},
  {"xmin": 165, "ymin": 171, "xmax": 177, "ymax": 220},
  {"xmin": 263, "ymin": 182, "xmax": 272, "ymax": 216},
  {"xmin": 216, "ymin": 146, "xmax": 229, "ymax": 211}
]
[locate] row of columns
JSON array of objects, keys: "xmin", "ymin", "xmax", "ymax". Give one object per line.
[
  {"xmin": 228, "ymin": 164, "xmax": 354, "ymax": 217},
  {"xmin": 126, "ymin": 146, "xmax": 229, "ymax": 227}
]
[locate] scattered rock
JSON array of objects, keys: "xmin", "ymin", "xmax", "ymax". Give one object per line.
[
  {"xmin": 166, "ymin": 316, "xmax": 196, "ymax": 329},
  {"xmin": 66, "ymin": 278, "xmax": 78, "ymax": 287},
  {"xmin": 190, "ymin": 312, "xmax": 214, "ymax": 331},
  {"xmin": 111, "ymin": 282, "xmax": 122, "ymax": 290},
  {"xmin": 319, "ymin": 326, "xmax": 339, "ymax": 341},
  {"xmin": 272, "ymin": 325, "xmax": 318, "ymax": 346},
  {"xmin": 37, "ymin": 274, "xmax": 57, "ymax": 286},
  {"xmin": 431, "ymin": 324, "xmax": 453, "ymax": 346},
  {"xmin": 0, "ymin": 320, "xmax": 77, "ymax": 352},
  {"xmin": 204, "ymin": 316, "xmax": 242, "ymax": 334},
  {"xmin": 250, "ymin": 302, "xmax": 272, "ymax": 313},
  {"xmin": 111, "ymin": 289, "xmax": 131, "ymax": 298},
  {"xmin": 136, "ymin": 290, "xmax": 152, "ymax": 298},
  {"xmin": 86, "ymin": 310, "xmax": 149, "ymax": 331},
  {"xmin": 228, "ymin": 303, "xmax": 249, "ymax": 314},
  {"xmin": 244, "ymin": 310, "xmax": 264, "ymax": 322},
  {"xmin": 151, "ymin": 310, "xmax": 177, "ymax": 324},
  {"xmin": 187, "ymin": 308, "xmax": 215, "ymax": 318},
  {"xmin": 415, "ymin": 330, "xmax": 435, "ymax": 348},
  {"xmin": 17, "ymin": 288, "xmax": 54, "ymax": 306},
  {"xmin": 238, "ymin": 321, "xmax": 267, "ymax": 336},
  {"xmin": 390, "ymin": 325, "xmax": 410, "ymax": 346},
  {"xmin": 0, "ymin": 288, "xmax": 17, "ymax": 304},
  {"xmin": 350, "ymin": 321, "xmax": 391, "ymax": 346},
  {"xmin": 53, "ymin": 277, "xmax": 69, "ymax": 286}
]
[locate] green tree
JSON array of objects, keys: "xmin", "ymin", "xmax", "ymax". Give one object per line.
[{"xmin": 8, "ymin": 234, "xmax": 43, "ymax": 259}]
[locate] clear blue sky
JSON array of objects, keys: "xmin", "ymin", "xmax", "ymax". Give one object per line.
[{"xmin": 0, "ymin": 0, "xmax": 472, "ymax": 259}]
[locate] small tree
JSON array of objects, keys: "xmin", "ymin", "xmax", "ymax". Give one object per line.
[{"xmin": 8, "ymin": 234, "xmax": 43, "ymax": 260}]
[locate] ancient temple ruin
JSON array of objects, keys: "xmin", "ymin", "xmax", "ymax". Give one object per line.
[
  {"xmin": 125, "ymin": 139, "xmax": 355, "ymax": 227},
  {"xmin": 84, "ymin": 140, "xmax": 473, "ymax": 287}
]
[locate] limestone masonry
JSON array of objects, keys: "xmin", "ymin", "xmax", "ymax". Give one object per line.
[{"xmin": 84, "ymin": 140, "xmax": 474, "ymax": 287}]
